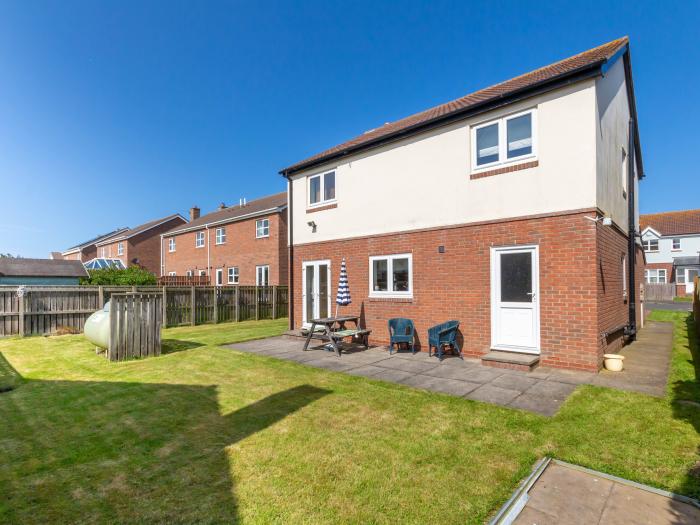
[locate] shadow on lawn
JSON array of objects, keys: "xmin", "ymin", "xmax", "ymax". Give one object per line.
[
  {"xmin": 0, "ymin": 372, "xmax": 329, "ymax": 523},
  {"xmin": 670, "ymin": 314, "xmax": 700, "ymax": 505},
  {"xmin": 0, "ymin": 352, "xmax": 22, "ymax": 392},
  {"xmin": 160, "ymin": 338, "xmax": 205, "ymax": 354}
]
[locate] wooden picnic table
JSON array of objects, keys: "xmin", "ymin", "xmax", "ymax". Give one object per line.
[{"xmin": 302, "ymin": 315, "xmax": 371, "ymax": 356}]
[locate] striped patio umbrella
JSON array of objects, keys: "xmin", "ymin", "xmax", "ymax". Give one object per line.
[{"xmin": 335, "ymin": 258, "xmax": 351, "ymax": 317}]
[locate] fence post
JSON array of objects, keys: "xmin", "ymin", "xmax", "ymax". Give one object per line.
[
  {"xmin": 235, "ymin": 286, "xmax": 240, "ymax": 322},
  {"xmin": 132, "ymin": 285, "xmax": 137, "ymax": 293},
  {"xmin": 98, "ymin": 286, "xmax": 104, "ymax": 308},
  {"xmin": 272, "ymin": 285, "xmax": 277, "ymax": 319},
  {"xmin": 162, "ymin": 286, "xmax": 167, "ymax": 328},
  {"xmin": 213, "ymin": 287, "xmax": 218, "ymax": 324},
  {"xmin": 190, "ymin": 286, "xmax": 196, "ymax": 326},
  {"xmin": 18, "ymin": 291, "xmax": 25, "ymax": 337},
  {"xmin": 255, "ymin": 286, "xmax": 259, "ymax": 321}
]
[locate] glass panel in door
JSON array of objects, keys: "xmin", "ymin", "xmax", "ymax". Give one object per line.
[
  {"xmin": 500, "ymin": 252, "xmax": 533, "ymax": 302},
  {"xmin": 318, "ymin": 264, "xmax": 329, "ymax": 318},
  {"xmin": 305, "ymin": 265, "xmax": 315, "ymax": 322}
]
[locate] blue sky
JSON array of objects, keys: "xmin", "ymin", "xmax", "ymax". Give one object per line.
[{"xmin": 0, "ymin": 1, "xmax": 698, "ymax": 257}]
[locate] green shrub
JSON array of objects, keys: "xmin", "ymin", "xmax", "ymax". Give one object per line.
[{"xmin": 81, "ymin": 267, "xmax": 157, "ymax": 286}]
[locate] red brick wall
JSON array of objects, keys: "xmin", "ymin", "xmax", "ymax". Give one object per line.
[
  {"xmin": 162, "ymin": 212, "xmax": 288, "ymax": 285},
  {"xmin": 291, "ymin": 210, "xmax": 610, "ymax": 371}
]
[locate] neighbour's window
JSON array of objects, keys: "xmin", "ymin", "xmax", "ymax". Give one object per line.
[
  {"xmin": 672, "ymin": 238, "xmax": 681, "ymax": 250},
  {"xmin": 168, "ymin": 238, "xmax": 176, "ymax": 252},
  {"xmin": 642, "ymin": 239, "xmax": 659, "ymax": 252},
  {"xmin": 216, "ymin": 227, "xmax": 226, "ymax": 245},
  {"xmin": 676, "ymin": 270, "xmax": 686, "ymax": 284},
  {"xmin": 216, "ymin": 268, "xmax": 223, "ymax": 286},
  {"xmin": 256, "ymin": 265, "xmax": 270, "ymax": 286},
  {"xmin": 168, "ymin": 271, "xmax": 176, "ymax": 276},
  {"xmin": 256, "ymin": 219, "xmax": 269, "ymax": 238},
  {"xmin": 100, "ymin": 247, "xmax": 106, "ymax": 258},
  {"xmin": 186, "ymin": 270, "xmax": 193, "ymax": 277},
  {"xmin": 228, "ymin": 267, "xmax": 239, "ymax": 284},
  {"xmin": 473, "ymin": 109, "xmax": 535, "ymax": 169},
  {"xmin": 308, "ymin": 170, "xmax": 336, "ymax": 206},
  {"xmin": 645, "ymin": 269, "xmax": 667, "ymax": 284},
  {"xmin": 195, "ymin": 231, "xmax": 205, "ymax": 248},
  {"xmin": 117, "ymin": 242, "xmax": 123, "ymax": 256},
  {"xmin": 369, "ymin": 254, "xmax": 412, "ymax": 297},
  {"xmin": 621, "ymin": 148, "xmax": 628, "ymax": 197},
  {"xmin": 198, "ymin": 270, "xmax": 206, "ymax": 277},
  {"xmin": 688, "ymin": 269, "xmax": 699, "ymax": 286}
]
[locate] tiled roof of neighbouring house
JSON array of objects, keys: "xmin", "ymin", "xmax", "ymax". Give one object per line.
[
  {"xmin": 281, "ymin": 37, "xmax": 631, "ymax": 175},
  {"xmin": 64, "ymin": 228, "xmax": 129, "ymax": 252},
  {"xmin": 96, "ymin": 214, "xmax": 187, "ymax": 245},
  {"xmin": 0, "ymin": 258, "xmax": 88, "ymax": 278},
  {"xmin": 164, "ymin": 192, "xmax": 287, "ymax": 236},
  {"xmin": 641, "ymin": 209, "xmax": 700, "ymax": 236}
]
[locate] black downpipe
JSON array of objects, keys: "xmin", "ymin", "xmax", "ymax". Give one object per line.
[
  {"xmin": 287, "ymin": 179, "xmax": 294, "ymax": 330},
  {"xmin": 626, "ymin": 117, "xmax": 637, "ymax": 339}
]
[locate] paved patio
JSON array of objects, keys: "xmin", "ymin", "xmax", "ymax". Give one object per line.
[{"xmin": 226, "ymin": 321, "xmax": 673, "ymax": 416}]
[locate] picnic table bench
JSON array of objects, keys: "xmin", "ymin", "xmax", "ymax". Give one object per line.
[{"xmin": 302, "ymin": 316, "xmax": 371, "ymax": 356}]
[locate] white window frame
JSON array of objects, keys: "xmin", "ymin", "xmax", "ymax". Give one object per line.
[
  {"xmin": 256, "ymin": 264, "xmax": 270, "ymax": 286},
  {"xmin": 676, "ymin": 269, "xmax": 686, "ymax": 285},
  {"xmin": 228, "ymin": 267, "xmax": 239, "ymax": 284},
  {"xmin": 117, "ymin": 242, "xmax": 124, "ymax": 256},
  {"xmin": 256, "ymin": 218, "xmax": 270, "ymax": 239},
  {"xmin": 198, "ymin": 269, "xmax": 207, "ymax": 277},
  {"xmin": 471, "ymin": 108, "xmax": 537, "ymax": 172},
  {"xmin": 216, "ymin": 268, "xmax": 223, "ymax": 286},
  {"xmin": 168, "ymin": 238, "xmax": 176, "ymax": 252},
  {"xmin": 168, "ymin": 271, "xmax": 176, "ymax": 277},
  {"xmin": 645, "ymin": 269, "xmax": 667, "ymax": 284},
  {"xmin": 672, "ymin": 238, "xmax": 681, "ymax": 250},
  {"xmin": 307, "ymin": 170, "xmax": 337, "ymax": 208},
  {"xmin": 195, "ymin": 231, "xmax": 205, "ymax": 248},
  {"xmin": 186, "ymin": 270, "xmax": 193, "ymax": 277},
  {"xmin": 369, "ymin": 253, "xmax": 413, "ymax": 298},
  {"xmin": 642, "ymin": 238, "xmax": 659, "ymax": 252},
  {"xmin": 215, "ymin": 227, "xmax": 226, "ymax": 245}
]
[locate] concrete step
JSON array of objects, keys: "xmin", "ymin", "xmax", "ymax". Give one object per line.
[{"xmin": 481, "ymin": 350, "xmax": 540, "ymax": 372}]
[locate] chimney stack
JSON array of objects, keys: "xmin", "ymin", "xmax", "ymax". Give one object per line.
[{"xmin": 190, "ymin": 206, "xmax": 200, "ymax": 221}]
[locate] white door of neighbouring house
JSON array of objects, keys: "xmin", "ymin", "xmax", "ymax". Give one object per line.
[
  {"xmin": 302, "ymin": 260, "xmax": 331, "ymax": 328},
  {"xmin": 491, "ymin": 245, "xmax": 540, "ymax": 354}
]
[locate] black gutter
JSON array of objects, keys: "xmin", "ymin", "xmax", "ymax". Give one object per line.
[
  {"xmin": 280, "ymin": 58, "xmax": 611, "ymax": 177},
  {"xmin": 625, "ymin": 116, "xmax": 637, "ymax": 339}
]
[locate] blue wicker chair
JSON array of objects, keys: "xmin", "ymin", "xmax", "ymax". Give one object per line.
[
  {"xmin": 388, "ymin": 318, "xmax": 415, "ymax": 354},
  {"xmin": 428, "ymin": 320, "xmax": 462, "ymax": 361}
]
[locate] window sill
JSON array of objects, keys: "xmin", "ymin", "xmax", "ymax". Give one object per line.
[
  {"xmin": 256, "ymin": 235, "xmax": 270, "ymax": 240},
  {"xmin": 307, "ymin": 203, "xmax": 338, "ymax": 213},
  {"xmin": 368, "ymin": 295, "xmax": 413, "ymax": 303},
  {"xmin": 470, "ymin": 160, "xmax": 539, "ymax": 180},
  {"xmin": 195, "ymin": 246, "xmax": 205, "ymax": 249}
]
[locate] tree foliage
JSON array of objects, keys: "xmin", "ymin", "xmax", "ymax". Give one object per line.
[{"xmin": 80, "ymin": 267, "xmax": 157, "ymax": 286}]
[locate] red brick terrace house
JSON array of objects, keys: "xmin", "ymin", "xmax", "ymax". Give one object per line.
[
  {"xmin": 161, "ymin": 192, "xmax": 288, "ymax": 286},
  {"xmin": 280, "ymin": 37, "xmax": 646, "ymax": 372},
  {"xmin": 95, "ymin": 214, "xmax": 187, "ymax": 274},
  {"xmin": 59, "ymin": 228, "xmax": 129, "ymax": 262}
]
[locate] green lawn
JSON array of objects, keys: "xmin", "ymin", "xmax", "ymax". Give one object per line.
[
  {"xmin": 0, "ymin": 314, "xmax": 698, "ymax": 524},
  {"xmin": 674, "ymin": 295, "xmax": 694, "ymax": 302}
]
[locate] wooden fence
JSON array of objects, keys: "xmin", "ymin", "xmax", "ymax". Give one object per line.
[
  {"xmin": 157, "ymin": 275, "xmax": 210, "ymax": 286},
  {"xmin": 0, "ymin": 285, "xmax": 288, "ymax": 337},
  {"xmin": 693, "ymin": 276, "xmax": 699, "ymax": 333},
  {"xmin": 643, "ymin": 283, "xmax": 675, "ymax": 302},
  {"xmin": 108, "ymin": 293, "xmax": 162, "ymax": 361}
]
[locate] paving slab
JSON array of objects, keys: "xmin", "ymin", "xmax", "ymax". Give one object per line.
[
  {"xmin": 523, "ymin": 380, "xmax": 576, "ymax": 399},
  {"xmin": 466, "ymin": 384, "xmax": 521, "ymax": 405},
  {"xmin": 374, "ymin": 358, "xmax": 439, "ymax": 374},
  {"xmin": 345, "ymin": 365, "xmax": 386, "ymax": 378},
  {"xmin": 400, "ymin": 374, "xmax": 481, "ymax": 396},
  {"xmin": 490, "ymin": 374, "xmax": 540, "ymax": 393},
  {"xmin": 508, "ymin": 393, "xmax": 564, "ymax": 417}
]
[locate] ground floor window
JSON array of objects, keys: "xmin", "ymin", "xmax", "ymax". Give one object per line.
[
  {"xmin": 645, "ymin": 269, "xmax": 667, "ymax": 284},
  {"xmin": 198, "ymin": 270, "xmax": 207, "ymax": 277},
  {"xmin": 677, "ymin": 270, "xmax": 686, "ymax": 284},
  {"xmin": 369, "ymin": 253, "xmax": 412, "ymax": 297},
  {"xmin": 168, "ymin": 271, "xmax": 176, "ymax": 276},
  {"xmin": 256, "ymin": 265, "xmax": 270, "ymax": 286},
  {"xmin": 216, "ymin": 268, "xmax": 223, "ymax": 286},
  {"xmin": 228, "ymin": 267, "xmax": 239, "ymax": 284},
  {"xmin": 186, "ymin": 270, "xmax": 193, "ymax": 277}
]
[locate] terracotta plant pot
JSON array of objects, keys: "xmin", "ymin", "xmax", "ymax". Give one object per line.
[{"xmin": 603, "ymin": 354, "xmax": 625, "ymax": 372}]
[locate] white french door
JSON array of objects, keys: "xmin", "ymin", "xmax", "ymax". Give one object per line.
[
  {"xmin": 490, "ymin": 245, "xmax": 540, "ymax": 354},
  {"xmin": 302, "ymin": 260, "xmax": 331, "ymax": 328}
]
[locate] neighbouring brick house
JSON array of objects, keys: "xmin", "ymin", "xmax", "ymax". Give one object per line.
[
  {"xmin": 59, "ymin": 228, "xmax": 129, "ymax": 262},
  {"xmin": 641, "ymin": 209, "xmax": 700, "ymax": 296},
  {"xmin": 161, "ymin": 192, "xmax": 288, "ymax": 286},
  {"xmin": 280, "ymin": 37, "xmax": 645, "ymax": 372},
  {"xmin": 95, "ymin": 214, "xmax": 187, "ymax": 274}
]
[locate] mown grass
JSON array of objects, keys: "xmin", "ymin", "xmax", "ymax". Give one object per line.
[
  {"xmin": 674, "ymin": 295, "xmax": 694, "ymax": 302},
  {"xmin": 0, "ymin": 314, "xmax": 698, "ymax": 524}
]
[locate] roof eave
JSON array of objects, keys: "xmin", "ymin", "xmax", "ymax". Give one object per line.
[{"xmin": 162, "ymin": 205, "xmax": 287, "ymax": 237}]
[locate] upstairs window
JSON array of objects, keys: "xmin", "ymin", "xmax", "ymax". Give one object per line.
[
  {"xmin": 195, "ymin": 231, "xmax": 205, "ymax": 248},
  {"xmin": 308, "ymin": 170, "xmax": 336, "ymax": 206},
  {"xmin": 168, "ymin": 238, "xmax": 176, "ymax": 252},
  {"xmin": 672, "ymin": 238, "xmax": 681, "ymax": 250},
  {"xmin": 642, "ymin": 239, "xmax": 659, "ymax": 252},
  {"xmin": 256, "ymin": 218, "xmax": 269, "ymax": 238},
  {"xmin": 117, "ymin": 242, "xmax": 124, "ymax": 256},
  {"xmin": 216, "ymin": 227, "xmax": 226, "ymax": 245},
  {"xmin": 472, "ymin": 109, "xmax": 536, "ymax": 169}
]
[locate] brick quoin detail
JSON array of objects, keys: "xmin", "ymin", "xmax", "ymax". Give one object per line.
[
  {"xmin": 469, "ymin": 160, "xmax": 539, "ymax": 180},
  {"xmin": 162, "ymin": 212, "xmax": 288, "ymax": 286},
  {"xmin": 291, "ymin": 210, "xmax": 640, "ymax": 372}
]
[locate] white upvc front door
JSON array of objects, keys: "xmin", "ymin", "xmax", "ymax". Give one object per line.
[
  {"xmin": 301, "ymin": 260, "xmax": 331, "ymax": 328},
  {"xmin": 686, "ymin": 269, "xmax": 699, "ymax": 295},
  {"xmin": 490, "ymin": 245, "xmax": 540, "ymax": 354}
]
